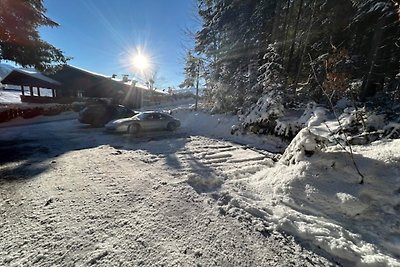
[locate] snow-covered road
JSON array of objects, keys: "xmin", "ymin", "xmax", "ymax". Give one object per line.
[{"xmin": 0, "ymin": 117, "xmax": 335, "ymax": 266}]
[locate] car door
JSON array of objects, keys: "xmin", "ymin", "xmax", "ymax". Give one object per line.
[
  {"xmin": 158, "ymin": 114, "xmax": 170, "ymax": 129},
  {"xmin": 138, "ymin": 113, "xmax": 151, "ymax": 130},
  {"xmin": 147, "ymin": 113, "xmax": 162, "ymax": 130}
]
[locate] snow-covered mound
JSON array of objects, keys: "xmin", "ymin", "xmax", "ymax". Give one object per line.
[{"xmin": 244, "ymin": 134, "xmax": 400, "ymax": 266}]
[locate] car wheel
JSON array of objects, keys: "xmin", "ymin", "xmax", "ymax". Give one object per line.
[
  {"xmin": 128, "ymin": 124, "xmax": 140, "ymax": 135},
  {"xmin": 167, "ymin": 122, "xmax": 177, "ymax": 131}
]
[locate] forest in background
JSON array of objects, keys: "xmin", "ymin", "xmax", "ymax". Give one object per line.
[{"xmin": 182, "ymin": 0, "xmax": 400, "ymax": 115}]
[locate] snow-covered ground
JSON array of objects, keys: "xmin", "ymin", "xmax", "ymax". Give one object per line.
[
  {"xmin": 0, "ymin": 115, "xmax": 333, "ymax": 266},
  {"xmin": 0, "ymin": 106, "xmax": 399, "ymax": 266}
]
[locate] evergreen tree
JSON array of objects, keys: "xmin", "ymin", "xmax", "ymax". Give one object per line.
[
  {"xmin": 187, "ymin": 0, "xmax": 400, "ymax": 111},
  {"xmin": 179, "ymin": 50, "xmax": 200, "ymax": 89},
  {"xmin": 0, "ymin": 0, "xmax": 68, "ymax": 72}
]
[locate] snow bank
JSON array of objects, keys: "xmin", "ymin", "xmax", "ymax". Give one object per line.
[{"xmin": 240, "ymin": 134, "xmax": 400, "ymax": 266}]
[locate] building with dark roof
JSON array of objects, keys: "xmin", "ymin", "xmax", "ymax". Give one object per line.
[{"xmin": 0, "ymin": 65, "xmax": 143, "ymax": 108}]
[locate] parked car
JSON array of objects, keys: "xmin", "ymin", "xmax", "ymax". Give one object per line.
[
  {"xmin": 105, "ymin": 111, "xmax": 181, "ymax": 134},
  {"xmin": 78, "ymin": 104, "xmax": 137, "ymax": 127}
]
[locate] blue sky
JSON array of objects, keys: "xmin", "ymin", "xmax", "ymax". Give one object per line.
[{"xmin": 40, "ymin": 0, "xmax": 198, "ymax": 88}]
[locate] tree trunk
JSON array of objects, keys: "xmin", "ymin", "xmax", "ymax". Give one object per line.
[
  {"xmin": 195, "ymin": 61, "xmax": 200, "ymax": 111},
  {"xmin": 286, "ymin": 0, "xmax": 304, "ymax": 74},
  {"xmin": 270, "ymin": 0, "xmax": 282, "ymax": 42},
  {"xmin": 360, "ymin": 17, "xmax": 385, "ymax": 100},
  {"xmin": 294, "ymin": 0, "xmax": 317, "ymax": 93},
  {"xmin": 280, "ymin": 0, "xmax": 292, "ymax": 58}
]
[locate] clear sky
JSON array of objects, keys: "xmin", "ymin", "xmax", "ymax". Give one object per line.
[{"xmin": 40, "ymin": 0, "xmax": 198, "ymax": 88}]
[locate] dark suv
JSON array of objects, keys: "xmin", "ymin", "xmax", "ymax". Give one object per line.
[{"xmin": 78, "ymin": 104, "xmax": 137, "ymax": 127}]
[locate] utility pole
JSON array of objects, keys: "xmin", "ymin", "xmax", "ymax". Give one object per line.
[{"xmin": 195, "ymin": 59, "xmax": 200, "ymax": 111}]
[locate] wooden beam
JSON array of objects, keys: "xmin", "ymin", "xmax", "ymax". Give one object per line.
[
  {"xmin": 29, "ymin": 86, "xmax": 34, "ymax": 96},
  {"xmin": 21, "ymin": 85, "xmax": 25, "ymax": 96},
  {"xmin": 37, "ymin": 87, "xmax": 41, "ymax": 97},
  {"xmin": 52, "ymin": 89, "xmax": 56, "ymax": 98}
]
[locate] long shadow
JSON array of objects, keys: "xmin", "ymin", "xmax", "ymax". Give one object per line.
[
  {"xmin": 185, "ymin": 152, "xmax": 223, "ymax": 193},
  {"xmin": 0, "ymin": 120, "xmax": 190, "ymax": 181},
  {"xmin": 133, "ymin": 133, "xmax": 222, "ymax": 193},
  {"xmin": 0, "ymin": 118, "xmax": 223, "ymax": 186}
]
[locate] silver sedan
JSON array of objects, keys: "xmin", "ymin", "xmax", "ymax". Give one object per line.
[{"xmin": 105, "ymin": 111, "xmax": 181, "ymax": 134}]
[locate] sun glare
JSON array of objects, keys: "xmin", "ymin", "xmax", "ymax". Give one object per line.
[{"xmin": 133, "ymin": 54, "xmax": 149, "ymax": 70}]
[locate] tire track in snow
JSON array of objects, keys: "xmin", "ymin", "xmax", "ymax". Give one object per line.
[{"xmin": 161, "ymin": 136, "xmax": 275, "ymax": 194}]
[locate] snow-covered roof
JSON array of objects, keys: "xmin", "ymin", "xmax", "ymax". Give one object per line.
[
  {"xmin": 65, "ymin": 65, "xmax": 112, "ymax": 80},
  {"xmin": 1, "ymin": 68, "xmax": 61, "ymax": 88}
]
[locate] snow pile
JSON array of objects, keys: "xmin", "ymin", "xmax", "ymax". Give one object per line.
[{"xmin": 242, "ymin": 131, "xmax": 400, "ymax": 266}]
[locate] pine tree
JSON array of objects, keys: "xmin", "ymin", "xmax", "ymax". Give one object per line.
[
  {"xmin": 179, "ymin": 51, "xmax": 199, "ymax": 89},
  {"xmin": 189, "ymin": 0, "xmax": 400, "ymax": 111},
  {"xmin": 0, "ymin": 0, "xmax": 68, "ymax": 72}
]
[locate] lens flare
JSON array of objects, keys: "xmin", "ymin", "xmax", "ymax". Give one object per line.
[{"xmin": 133, "ymin": 53, "xmax": 149, "ymax": 70}]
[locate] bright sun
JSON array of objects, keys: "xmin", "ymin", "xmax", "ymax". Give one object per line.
[{"xmin": 133, "ymin": 54, "xmax": 149, "ymax": 70}]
